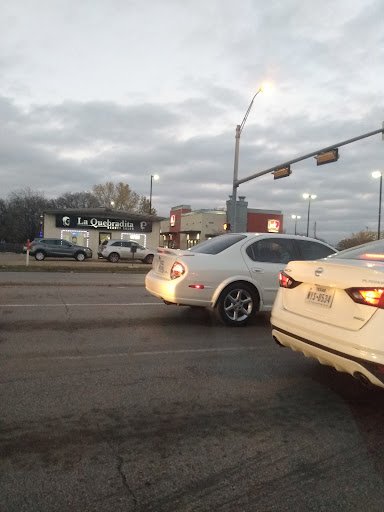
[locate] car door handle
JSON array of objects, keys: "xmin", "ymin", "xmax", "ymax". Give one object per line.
[{"xmin": 251, "ymin": 268, "xmax": 264, "ymax": 273}]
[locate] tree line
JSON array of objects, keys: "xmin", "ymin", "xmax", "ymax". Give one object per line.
[
  {"xmin": 0, "ymin": 182, "xmax": 156, "ymax": 243},
  {"xmin": 0, "ymin": 182, "xmax": 380, "ymax": 249}
]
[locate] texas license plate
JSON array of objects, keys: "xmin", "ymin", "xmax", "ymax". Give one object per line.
[
  {"xmin": 306, "ymin": 285, "xmax": 335, "ymax": 307},
  {"xmin": 157, "ymin": 258, "xmax": 164, "ymax": 273}
]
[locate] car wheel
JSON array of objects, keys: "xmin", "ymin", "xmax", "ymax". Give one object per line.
[
  {"xmin": 216, "ymin": 282, "xmax": 259, "ymax": 327},
  {"xmin": 35, "ymin": 251, "xmax": 45, "ymax": 261},
  {"xmin": 108, "ymin": 252, "xmax": 120, "ymax": 263},
  {"xmin": 75, "ymin": 252, "xmax": 86, "ymax": 261},
  {"xmin": 143, "ymin": 254, "xmax": 154, "ymax": 264}
]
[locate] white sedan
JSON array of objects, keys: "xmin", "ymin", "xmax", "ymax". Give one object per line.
[
  {"xmin": 145, "ymin": 233, "xmax": 336, "ymax": 326},
  {"xmin": 271, "ymin": 239, "xmax": 384, "ymax": 388}
]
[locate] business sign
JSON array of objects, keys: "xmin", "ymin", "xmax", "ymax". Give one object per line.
[
  {"xmin": 268, "ymin": 219, "xmax": 280, "ymax": 233},
  {"xmin": 170, "ymin": 214, "xmax": 176, "ymax": 227},
  {"xmin": 56, "ymin": 215, "xmax": 152, "ymax": 232}
]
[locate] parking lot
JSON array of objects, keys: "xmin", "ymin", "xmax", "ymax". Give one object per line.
[{"xmin": 1, "ymin": 270, "xmax": 384, "ymax": 512}]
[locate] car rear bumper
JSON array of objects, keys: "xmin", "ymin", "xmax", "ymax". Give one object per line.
[
  {"xmin": 271, "ymin": 324, "xmax": 384, "ymax": 387},
  {"xmin": 145, "ymin": 271, "xmax": 213, "ymax": 307}
]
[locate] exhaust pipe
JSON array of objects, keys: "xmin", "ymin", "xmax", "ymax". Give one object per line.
[{"xmin": 353, "ymin": 372, "xmax": 372, "ymax": 388}]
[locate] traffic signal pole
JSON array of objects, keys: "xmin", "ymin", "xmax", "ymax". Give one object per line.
[{"xmin": 236, "ymin": 127, "xmax": 384, "ymax": 188}]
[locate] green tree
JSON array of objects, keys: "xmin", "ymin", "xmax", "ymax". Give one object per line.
[{"xmin": 336, "ymin": 230, "xmax": 377, "ymax": 251}]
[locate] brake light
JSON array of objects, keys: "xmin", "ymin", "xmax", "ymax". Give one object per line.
[
  {"xmin": 359, "ymin": 253, "xmax": 384, "ymax": 261},
  {"xmin": 346, "ymin": 287, "xmax": 384, "ymax": 308},
  {"xmin": 189, "ymin": 284, "xmax": 205, "ymax": 289},
  {"xmin": 171, "ymin": 262, "xmax": 185, "ymax": 279},
  {"xmin": 278, "ymin": 271, "xmax": 301, "ymax": 289}
]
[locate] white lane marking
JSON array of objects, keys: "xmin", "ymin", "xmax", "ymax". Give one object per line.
[
  {"xmin": 133, "ymin": 347, "xmax": 256, "ymax": 356},
  {"xmin": 0, "ymin": 302, "xmax": 163, "ymax": 307},
  {"xmin": 20, "ymin": 347, "xmax": 259, "ymax": 361}
]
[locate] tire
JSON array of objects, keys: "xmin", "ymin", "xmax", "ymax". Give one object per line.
[
  {"xmin": 143, "ymin": 254, "xmax": 154, "ymax": 264},
  {"xmin": 34, "ymin": 251, "xmax": 45, "ymax": 261},
  {"xmin": 75, "ymin": 252, "xmax": 86, "ymax": 261},
  {"xmin": 216, "ymin": 282, "xmax": 259, "ymax": 327},
  {"xmin": 108, "ymin": 252, "xmax": 120, "ymax": 263}
]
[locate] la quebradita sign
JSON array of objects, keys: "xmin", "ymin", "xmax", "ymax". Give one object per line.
[{"xmin": 56, "ymin": 215, "xmax": 152, "ymax": 232}]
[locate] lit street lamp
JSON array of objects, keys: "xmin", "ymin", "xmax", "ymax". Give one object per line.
[
  {"xmin": 302, "ymin": 193, "xmax": 317, "ymax": 237},
  {"xmin": 291, "ymin": 214, "xmax": 301, "ymax": 235},
  {"xmin": 372, "ymin": 170, "xmax": 383, "ymax": 239},
  {"xmin": 149, "ymin": 174, "xmax": 159, "ymax": 214},
  {"xmin": 231, "ymin": 86, "xmax": 265, "ymax": 232}
]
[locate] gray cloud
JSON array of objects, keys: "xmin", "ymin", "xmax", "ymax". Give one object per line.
[{"xmin": 0, "ymin": 0, "xmax": 383, "ymax": 246}]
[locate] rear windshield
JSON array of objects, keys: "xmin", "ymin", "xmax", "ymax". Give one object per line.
[
  {"xmin": 189, "ymin": 234, "xmax": 247, "ymax": 255},
  {"xmin": 333, "ymin": 240, "xmax": 384, "ymax": 262}
]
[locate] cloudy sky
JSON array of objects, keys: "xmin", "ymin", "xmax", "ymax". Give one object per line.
[{"xmin": 1, "ymin": 0, "xmax": 383, "ymax": 245}]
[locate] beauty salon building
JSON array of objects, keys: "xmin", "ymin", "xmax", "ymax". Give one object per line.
[{"xmin": 42, "ymin": 208, "xmax": 164, "ymax": 255}]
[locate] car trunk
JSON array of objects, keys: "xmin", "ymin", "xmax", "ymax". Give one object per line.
[
  {"xmin": 281, "ymin": 260, "xmax": 380, "ymax": 331},
  {"xmin": 152, "ymin": 248, "xmax": 194, "ymax": 279}
]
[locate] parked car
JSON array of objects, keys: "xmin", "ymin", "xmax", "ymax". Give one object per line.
[
  {"xmin": 29, "ymin": 238, "xmax": 93, "ymax": 261},
  {"xmin": 145, "ymin": 233, "xmax": 336, "ymax": 326},
  {"xmin": 98, "ymin": 239, "xmax": 155, "ymax": 263},
  {"xmin": 271, "ymin": 239, "xmax": 384, "ymax": 388}
]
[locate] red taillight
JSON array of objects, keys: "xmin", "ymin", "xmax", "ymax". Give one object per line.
[
  {"xmin": 359, "ymin": 253, "xmax": 384, "ymax": 261},
  {"xmin": 279, "ymin": 271, "xmax": 301, "ymax": 289},
  {"xmin": 189, "ymin": 284, "xmax": 205, "ymax": 289},
  {"xmin": 171, "ymin": 262, "xmax": 185, "ymax": 279},
  {"xmin": 346, "ymin": 287, "xmax": 384, "ymax": 308}
]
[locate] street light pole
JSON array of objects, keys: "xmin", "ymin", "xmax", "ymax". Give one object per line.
[
  {"xmin": 291, "ymin": 214, "xmax": 301, "ymax": 235},
  {"xmin": 372, "ymin": 171, "xmax": 383, "ymax": 239},
  {"xmin": 149, "ymin": 174, "xmax": 159, "ymax": 215},
  {"xmin": 303, "ymin": 194, "xmax": 317, "ymax": 237},
  {"xmin": 232, "ymin": 87, "xmax": 264, "ymax": 232}
]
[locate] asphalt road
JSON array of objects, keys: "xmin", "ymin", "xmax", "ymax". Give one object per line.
[{"xmin": 1, "ymin": 272, "xmax": 384, "ymax": 512}]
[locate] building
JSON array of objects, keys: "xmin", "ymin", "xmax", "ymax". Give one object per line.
[
  {"xmin": 42, "ymin": 208, "xmax": 165, "ymax": 254},
  {"xmin": 159, "ymin": 198, "xmax": 284, "ymax": 250},
  {"xmin": 42, "ymin": 197, "xmax": 284, "ymax": 253},
  {"xmin": 159, "ymin": 205, "xmax": 227, "ymax": 249}
]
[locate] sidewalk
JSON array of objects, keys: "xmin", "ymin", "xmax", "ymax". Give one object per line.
[{"xmin": 0, "ymin": 252, "xmax": 151, "ymax": 273}]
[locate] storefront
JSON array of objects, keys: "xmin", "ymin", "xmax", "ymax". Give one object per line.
[
  {"xmin": 42, "ymin": 208, "xmax": 164, "ymax": 256},
  {"xmin": 159, "ymin": 200, "xmax": 284, "ymax": 250}
]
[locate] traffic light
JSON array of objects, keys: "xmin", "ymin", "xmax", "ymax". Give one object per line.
[
  {"xmin": 316, "ymin": 149, "xmax": 339, "ymax": 165},
  {"xmin": 273, "ymin": 166, "xmax": 291, "ymax": 180},
  {"xmin": 223, "ymin": 223, "xmax": 231, "ymax": 231}
]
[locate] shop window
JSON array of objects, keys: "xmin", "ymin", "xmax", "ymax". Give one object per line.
[
  {"xmin": 61, "ymin": 230, "xmax": 90, "ymax": 247},
  {"xmin": 99, "ymin": 232, "xmax": 111, "ymax": 245},
  {"xmin": 121, "ymin": 232, "xmax": 147, "ymax": 247}
]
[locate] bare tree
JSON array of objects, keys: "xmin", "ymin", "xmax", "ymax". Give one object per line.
[
  {"xmin": 53, "ymin": 191, "xmax": 101, "ymax": 209},
  {"xmin": 336, "ymin": 230, "xmax": 377, "ymax": 251},
  {"xmin": 5, "ymin": 188, "xmax": 51, "ymax": 242},
  {"xmin": 92, "ymin": 182, "xmax": 139, "ymax": 211},
  {"xmin": 137, "ymin": 195, "xmax": 157, "ymax": 215}
]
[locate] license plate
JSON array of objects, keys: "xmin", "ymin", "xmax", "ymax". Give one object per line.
[
  {"xmin": 157, "ymin": 258, "xmax": 164, "ymax": 273},
  {"xmin": 306, "ymin": 285, "xmax": 335, "ymax": 308}
]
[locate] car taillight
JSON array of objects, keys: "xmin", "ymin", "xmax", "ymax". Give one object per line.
[
  {"xmin": 171, "ymin": 262, "xmax": 185, "ymax": 279},
  {"xmin": 30, "ymin": 243, "xmax": 36, "ymax": 247},
  {"xmin": 102, "ymin": 245, "xmax": 107, "ymax": 249},
  {"xmin": 345, "ymin": 287, "xmax": 384, "ymax": 308},
  {"xmin": 278, "ymin": 271, "xmax": 301, "ymax": 289}
]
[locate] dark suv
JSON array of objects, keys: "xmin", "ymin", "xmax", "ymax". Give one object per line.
[{"xmin": 29, "ymin": 238, "xmax": 93, "ymax": 261}]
